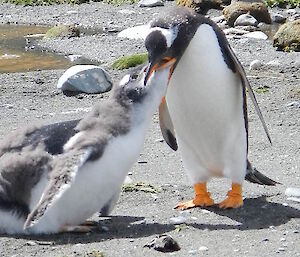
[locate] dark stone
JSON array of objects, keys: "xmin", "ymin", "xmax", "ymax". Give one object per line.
[{"xmin": 144, "ymin": 234, "xmax": 181, "ymax": 252}]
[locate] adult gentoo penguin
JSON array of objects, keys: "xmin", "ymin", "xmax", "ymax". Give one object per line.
[
  {"xmin": 0, "ymin": 59, "xmax": 176, "ymax": 234},
  {"xmin": 144, "ymin": 7, "xmax": 277, "ymax": 209}
]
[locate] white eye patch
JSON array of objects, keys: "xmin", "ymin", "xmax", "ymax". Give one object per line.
[{"xmin": 147, "ymin": 26, "xmax": 179, "ymax": 48}]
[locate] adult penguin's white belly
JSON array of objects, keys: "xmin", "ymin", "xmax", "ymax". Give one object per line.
[{"xmin": 166, "ymin": 24, "xmax": 247, "ymax": 182}]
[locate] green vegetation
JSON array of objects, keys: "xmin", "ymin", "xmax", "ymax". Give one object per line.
[
  {"xmin": 255, "ymin": 86, "xmax": 270, "ymax": 93},
  {"xmin": 44, "ymin": 25, "xmax": 80, "ymax": 39},
  {"xmin": 122, "ymin": 182, "xmax": 158, "ymax": 194},
  {"xmin": 265, "ymin": 0, "xmax": 300, "ymax": 8},
  {"xmin": 112, "ymin": 53, "xmax": 148, "ymax": 70}
]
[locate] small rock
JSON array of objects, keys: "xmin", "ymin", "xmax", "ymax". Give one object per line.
[
  {"xmin": 285, "ymin": 9, "xmax": 296, "ymax": 16},
  {"xmin": 188, "ymin": 250, "xmax": 197, "ymax": 255},
  {"xmin": 57, "ymin": 65, "xmax": 112, "ymax": 94},
  {"xmin": 285, "ymin": 187, "xmax": 300, "ymax": 197},
  {"xmin": 278, "ymin": 247, "xmax": 285, "ymax": 252},
  {"xmin": 199, "ymin": 246, "xmax": 208, "ymax": 251},
  {"xmin": 242, "ymin": 31, "xmax": 268, "ymax": 40},
  {"xmin": 66, "ymin": 54, "xmax": 82, "ymax": 62},
  {"xmin": 0, "ymin": 104, "xmax": 14, "ymax": 109},
  {"xmin": 144, "ymin": 234, "xmax": 180, "ymax": 252},
  {"xmin": 118, "ymin": 9, "xmax": 136, "ymax": 15},
  {"xmin": 273, "ymin": 20, "xmax": 300, "ymax": 52},
  {"xmin": 249, "ymin": 59, "xmax": 263, "ymax": 70},
  {"xmin": 138, "ymin": 0, "xmax": 164, "ymax": 7},
  {"xmin": 26, "ymin": 241, "xmax": 37, "ymax": 246},
  {"xmin": 262, "ymin": 238, "xmax": 269, "ymax": 242},
  {"xmin": 118, "ymin": 25, "xmax": 150, "ymax": 40},
  {"xmin": 201, "ymin": 209, "xmax": 211, "ymax": 214},
  {"xmin": 293, "ymin": 230, "xmax": 299, "ymax": 234},
  {"xmin": 234, "ymin": 13, "xmax": 258, "ymax": 27},
  {"xmin": 223, "ymin": 2, "xmax": 271, "ymax": 27},
  {"xmin": 223, "ymin": 27, "xmax": 249, "ymax": 35},
  {"xmin": 286, "ymin": 101, "xmax": 300, "ymax": 108},
  {"xmin": 211, "ymin": 15, "xmax": 225, "ymax": 23},
  {"xmin": 266, "ymin": 60, "xmax": 280, "ymax": 67},
  {"xmin": 271, "ymin": 13, "xmax": 286, "ymax": 23},
  {"xmin": 170, "ymin": 216, "xmax": 186, "ymax": 225},
  {"xmin": 280, "ymin": 237, "xmax": 286, "ymax": 242}
]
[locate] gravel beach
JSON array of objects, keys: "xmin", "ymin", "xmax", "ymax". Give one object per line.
[{"xmin": 0, "ymin": 2, "xmax": 299, "ymax": 256}]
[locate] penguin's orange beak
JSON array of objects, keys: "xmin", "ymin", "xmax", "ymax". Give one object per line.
[{"xmin": 144, "ymin": 57, "xmax": 176, "ymax": 86}]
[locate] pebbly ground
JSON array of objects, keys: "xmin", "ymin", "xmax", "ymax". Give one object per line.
[{"xmin": 0, "ymin": 2, "xmax": 300, "ymax": 257}]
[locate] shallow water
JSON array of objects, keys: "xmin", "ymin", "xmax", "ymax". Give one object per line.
[{"xmin": 0, "ymin": 24, "xmax": 81, "ymax": 73}]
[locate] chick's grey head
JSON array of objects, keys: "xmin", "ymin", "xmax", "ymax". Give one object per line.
[{"xmin": 117, "ymin": 62, "xmax": 175, "ymax": 105}]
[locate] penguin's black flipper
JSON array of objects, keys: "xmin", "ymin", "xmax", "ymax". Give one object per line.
[
  {"xmin": 159, "ymin": 98, "xmax": 178, "ymax": 151},
  {"xmin": 245, "ymin": 160, "xmax": 279, "ymax": 186},
  {"xmin": 226, "ymin": 44, "xmax": 272, "ymax": 145}
]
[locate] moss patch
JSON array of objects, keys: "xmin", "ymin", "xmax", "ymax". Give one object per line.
[
  {"xmin": 44, "ymin": 25, "xmax": 80, "ymax": 39},
  {"xmin": 256, "ymin": 85, "xmax": 270, "ymax": 93},
  {"xmin": 112, "ymin": 53, "xmax": 148, "ymax": 70},
  {"xmin": 122, "ymin": 182, "xmax": 158, "ymax": 194},
  {"xmin": 273, "ymin": 20, "xmax": 300, "ymax": 52},
  {"xmin": 265, "ymin": 0, "xmax": 300, "ymax": 8}
]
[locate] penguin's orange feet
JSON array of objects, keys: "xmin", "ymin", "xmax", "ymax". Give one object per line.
[
  {"xmin": 219, "ymin": 183, "xmax": 243, "ymax": 209},
  {"xmin": 176, "ymin": 182, "xmax": 214, "ymax": 210}
]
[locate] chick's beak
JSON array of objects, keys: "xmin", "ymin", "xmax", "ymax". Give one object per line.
[{"xmin": 144, "ymin": 57, "xmax": 176, "ymax": 86}]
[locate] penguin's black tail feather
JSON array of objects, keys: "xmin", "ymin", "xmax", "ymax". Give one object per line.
[{"xmin": 245, "ymin": 160, "xmax": 279, "ymax": 186}]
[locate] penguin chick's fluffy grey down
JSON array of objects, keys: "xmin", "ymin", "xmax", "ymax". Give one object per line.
[
  {"xmin": 0, "ymin": 58, "xmax": 176, "ymax": 235},
  {"xmin": 144, "ymin": 7, "xmax": 277, "ymax": 210}
]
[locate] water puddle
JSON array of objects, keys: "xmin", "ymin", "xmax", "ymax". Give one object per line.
[{"xmin": 0, "ymin": 24, "xmax": 95, "ymax": 73}]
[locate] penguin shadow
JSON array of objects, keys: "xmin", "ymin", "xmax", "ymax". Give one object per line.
[
  {"xmin": 189, "ymin": 196, "xmax": 300, "ymax": 231},
  {"xmin": 1, "ymin": 215, "xmax": 175, "ymax": 244}
]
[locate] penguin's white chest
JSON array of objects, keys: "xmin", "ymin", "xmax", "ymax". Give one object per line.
[
  {"xmin": 166, "ymin": 24, "xmax": 247, "ymax": 177},
  {"xmin": 33, "ymin": 124, "xmax": 146, "ymax": 233}
]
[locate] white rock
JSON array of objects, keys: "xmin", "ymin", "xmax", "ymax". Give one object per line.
[
  {"xmin": 285, "ymin": 187, "xmax": 300, "ymax": 197},
  {"xmin": 66, "ymin": 54, "xmax": 82, "ymax": 62},
  {"xmin": 169, "ymin": 216, "xmax": 186, "ymax": 225},
  {"xmin": 271, "ymin": 13, "xmax": 286, "ymax": 23},
  {"xmin": 223, "ymin": 28, "xmax": 249, "ymax": 35},
  {"xmin": 234, "ymin": 14, "xmax": 258, "ymax": 27},
  {"xmin": 242, "ymin": 31, "xmax": 268, "ymax": 40},
  {"xmin": 249, "ymin": 59, "xmax": 263, "ymax": 70},
  {"xmin": 266, "ymin": 60, "xmax": 280, "ymax": 67},
  {"xmin": 138, "ymin": 0, "xmax": 164, "ymax": 7},
  {"xmin": 57, "ymin": 65, "xmax": 112, "ymax": 94},
  {"xmin": 285, "ymin": 9, "xmax": 296, "ymax": 15},
  {"xmin": 286, "ymin": 101, "xmax": 300, "ymax": 108},
  {"xmin": 211, "ymin": 15, "xmax": 225, "ymax": 23},
  {"xmin": 118, "ymin": 24, "xmax": 150, "ymax": 40},
  {"xmin": 124, "ymin": 176, "xmax": 133, "ymax": 185},
  {"xmin": 118, "ymin": 9, "xmax": 136, "ymax": 15},
  {"xmin": 199, "ymin": 246, "xmax": 208, "ymax": 251}
]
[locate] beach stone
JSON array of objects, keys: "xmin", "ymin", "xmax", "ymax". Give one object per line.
[
  {"xmin": 144, "ymin": 234, "xmax": 180, "ymax": 252},
  {"xmin": 242, "ymin": 31, "xmax": 268, "ymax": 40},
  {"xmin": 169, "ymin": 216, "xmax": 187, "ymax": 225},
  {"xmin": 138, "ymin": 0, "xmax": 164, "ymax": 7},
  {"xmin": 271, "ymin": 13, "xmax": 286, "ymax": 23},
  {"xmin": 285, "ymin": 187, "xmax": 300, "ymax": 197},
  {"xmin": 57, "ymin": 65, "xmax": 112, "ymax": 94},
  {"xmin": 176, "ymin": 0, "xmax": 228, "ymax": 14},
  {"xmin": 118, "ymin": 25, "xmax": 150, "ymax": 40},
  {"xmin": 223, "ymin": 2, "xmax": 271, "ymax": 27},
  {"xmin": 234, "ymin": 13, "xmax": 258, "ymax": 27},
  {"xmin": 273, "ymin": 20, "xmax": 300, "ymax": 52},
  {"xmin": 44, "ymin": 24, "xmax": 80, "ymax": 39},
  {"xmin": 249, "ymin": 59, "xmax": 263, "ymax": 70}
]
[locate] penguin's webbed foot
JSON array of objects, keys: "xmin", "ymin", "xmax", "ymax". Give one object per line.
[
  {"xmin": 176, "ymin": 195, "xmax": 214, "ymax": 210},
  {"xmin": 219, "ymin": 183, "xmax": 243, "ymax": 209},
  {"xmin": 176, "ymin": 182, "xmax": 214, "ymax": 210}
]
